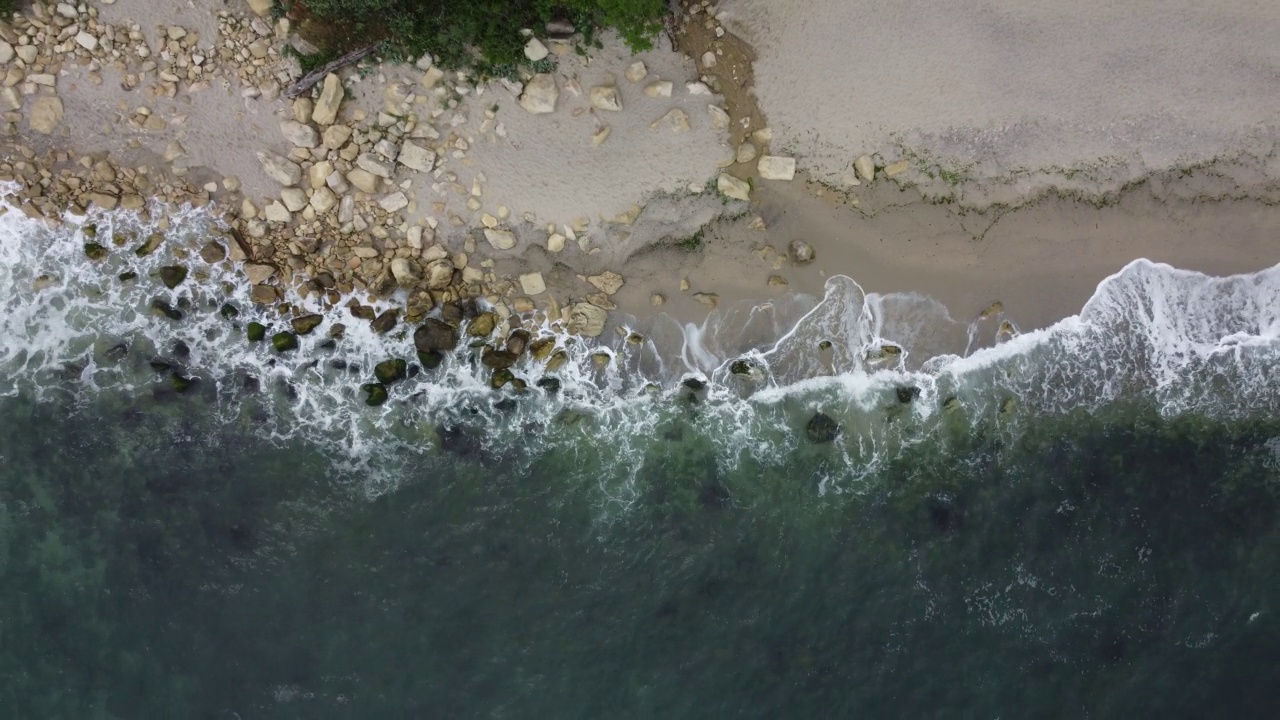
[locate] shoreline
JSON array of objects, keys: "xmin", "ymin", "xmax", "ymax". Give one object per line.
[{"xmin": 1, "ymin": 0, "xmax": 1277, "ymax": 359}]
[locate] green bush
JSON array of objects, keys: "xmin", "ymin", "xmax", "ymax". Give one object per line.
[{"xmin": 292, "ymin": 0, "xmax": 667, "ymax": 76}]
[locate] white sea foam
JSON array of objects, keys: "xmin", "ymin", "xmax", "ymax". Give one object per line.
[{"xmin": 2, "ymin": 189, "xmax": 1277, "ymax": 498}]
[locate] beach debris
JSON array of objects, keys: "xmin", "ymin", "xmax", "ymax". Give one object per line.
[{"xmin": 520, "ymin": 74, "xmax": 559, "ymax": 114}]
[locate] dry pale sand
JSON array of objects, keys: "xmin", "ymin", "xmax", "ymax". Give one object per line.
[{"xmin": 720, "ymin": 0, "xmax": 1280, "ymax": 207}]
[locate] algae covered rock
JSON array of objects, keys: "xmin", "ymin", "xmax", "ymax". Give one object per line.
[
  {"xmin": 159, "ymin": 265, "xmax": 188, "ymax": 289},
  {"xmin": 271, "ymin": 331, "xmax": 298, "ymax": 352},
  {"xmin": 135, "ymin": 233, "xmax": 164, "ymax": 257},
  {"xmin": 417, "ymin": 350, "xmax": 444, "ymax": 370},
  {"xmin": 84, "ymin": 243, "xmax": 108, "ymax": 260},
  {"xmin": 481, "ymin": 348, "xmax": 518, "ymax": 370},
  {"xmin": 374, "ymin": 358, "xmax": 407, "ymax": 385},
  {"xmin": 150, "ymin": 298, "xmax": 183, "ymax": 321},
  {"xmin": 466, "ymin": 312, "xmax": 498, "ymax": 337},
  {"xmin": 220, "ymin": 303, "xmax": 240, "ymax": 319},
  {"xmin": 414, "ymin": 318, "xmax": 459, "ymax": 353},
  {"xmin": 247, "ymin": 322, "xmax": 267, "ymax": 342},
  {"xmin": 361, "ymin": 383, "xmax": 389, "ymax": 407},
  {"xmin": 291, "ymin": 314, "xmax": 324, "ymax": 335},
  {"xmin": 896, "ymin": 386, "xmax": 921, "ymax": 404}
]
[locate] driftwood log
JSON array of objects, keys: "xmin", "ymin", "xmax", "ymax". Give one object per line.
[{"xmin": 283, "ymin": 43, "xmax": 382, "ymax": 99}]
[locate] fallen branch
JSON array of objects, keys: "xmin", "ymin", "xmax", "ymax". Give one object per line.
[{"xmin": 284, "ymin": 43, "xmax": 382, "ymax": 99}]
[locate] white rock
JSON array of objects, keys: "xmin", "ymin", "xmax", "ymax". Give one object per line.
[
  {"xmin": 397, "ymin": 142, "xmax": 434, "ymax": 172},
  {"xmin": 587, "ymin": 271, "xmax": 624, "ymax": 295},
  {"xmin": 484, "ymin": 228, "xmax": 517, "ymax": 250},
  {"xmin": 356, "ymin": 153, "xmax": 395, "ymax": 178},
  {"xmin": 55, "ymin": 3, "xmax": 77, "ymax": 19},
  {"xmin": 524, "ymin": 38, "xmax": 549, "ymax": 62},
  {"xmin": 312, "ymin": 73, "xmax": 344, "ymax": 126},
  {"xmin": 310, "ymin": 187, "xmax": 338, "ymax": 214},
  {"xmin": 244, "ymin": 263, "xmax": 276, "ymax": 285},
  {"xmin": 736, "ymin": 142, "xmax": 758, "ymax": 164},
  {"xmin": 424, "ymin": 259, "xmax": 453, "ymax": 289},
  {"xmin": 279, "ymin": 120, "xmax": 319, "ymax": 148},
  {"xmin": 308, "ymin": 160, "xmax": 333, "ymax": 190},
  {"xmin": 29, "ymin": 97, "xmax": 65, "ymax": 135},
  {"xmin": 0, "ymin": 43, "xmax": 13, "ymax": 65},
  {"xmin": 707, "ymin": 105, "xmax": 730, "ymax": 130},
  {"xmin": 264, "ymin": 201, "xmax": 291, "ymax": 223},
  {"xmin": 338, "ymin": 195, "xmax": 355, "ymax": 223},
  {"xmin": 650, "ymin": 108, "xmax": 690, "ymax": 133},
  {"xmin": 15, "ymin": 45, "xmax": 37, "ymax": 64},
  {"xmin": 246, "ymin": 0, "xmax": 273, "ymax": 16},
  {"xmin": 379, "ymin": 192, "xmax": 409, "ymax": 213},
  {"xmin": 884, "ymin": 159, "xmax": 911, "ymax": 177},
  {"xmin": 717, "ymin": 173, "xmax": 751, "ymax": 201},
  {"xmin": 519, "ymin": 272, "xmax": 546, "ymax": 296},
  {"xmin": 322, "ymin": 124, "xmax": 352, "ymax": 150},
  {"xmin": 390, "ymin": 258, "xmax": 421, "ymax": 286},
  {"xmin": 701, "ymin": 51, "xmax": 717, "ymax": 68},
  {"xmin": 589, "ymin": 85, "xmax": 622, "ymax": 112},
  {"xmin": 854, "ymin": 155, "xmax": 876, "ymax": 182},
  {"xmin": 519, "ymin": 74, "xmax": 558, "ymax": 114},
  {"xmin": 281, "ymin": 188, "xmax": 309, "ymax": 212},
  {"xmin": 547, "ymin": 233, "xmax": 566, "ymax": 252},
  {"xmin": 644, "ymin": 81, "xmax": 672, "ymax": 98},
  {"xmin": 591, "ymin": 126, "xmax": 611, "ymax": 146},
  {"xmin": 257, "ymin": 152, "xmax": 302, "ymax": 186},
  {"xmin": 74, "ymin": 32, "xmax": 98, "ymax": 51},
  {"xmin": 624, "ymin": 61, "xmax": 647, "ymax": 83},
  {"xmin": 687, "ymin": 82, "xmax": 713, "ymax": 95},
  {"xmin": 374, "ymin": 139, "xmax": 400, "ymax": 160},
  {"xmin": 757, "ymin": 155, "xmax": 797, "ymax": 181}
]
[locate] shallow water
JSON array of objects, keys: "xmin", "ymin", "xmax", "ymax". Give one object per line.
[{"xmin": 1, "ymin": 193, "xmax": 1278, "ymax": 716}]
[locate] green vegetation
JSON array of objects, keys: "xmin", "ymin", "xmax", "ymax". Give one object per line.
[{"xmin": 283, "ymin": 0, "xmax": 667, "ymax": 77}]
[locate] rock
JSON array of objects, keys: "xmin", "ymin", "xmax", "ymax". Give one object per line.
[
  {"xmin": 524, "ymin": 37, "xmax": 549, "ymax": 62},
  {"xmin": 371, "ymin": 310, "xmax": 398, "ymax": 334},
  {"xmin": 625, "ymin": 61, "xmax": 647, "ymax": 83},
  {"xmin": 736, "ymin": 142, "xmax": 758, "ymax": 164},
  {"xmin": 246, "ymin": 0, "xmax": 273, "ymax": 15},
  {"xmin": 650, "ymin": 293, "xmax": 665, "ymax": 306},
  {"xmin": 347, "ymin": 168, "xmax": 380, "ymax": 194},
  {"xmin": 322, "ymin": 124, "xmax": 352, "ymax": 149},
  {"xmin": 884, "ymin": 159, "xmax": 911, "ymax": 177},
  {"xmin": 251, "ymin": 284, "xmax": 279, "ymax": 304},
  {"xmin": 650, "ymin": 108, "xmax": 690, "ymax": 132},
  {"xmin": 854, "ymin": 154, "xmax": 876, "ymax": 182},
  {"xmin": 281, "ymin": 188, "xmax": 309, "ymax": 212},
  {"xmin": 484, "ymin": 228, "xmax": 516, "ymax": 250},
  {"xmin": 644, "ymin": 81, "xmax": 672, "ymax": 98},
  {"xmin": 264, "ymin": 202, "xmax": 291, "ymax": 223},
  {"xmin": 258, "ymin": 152, "xmax": 302, "ymax": 186},
  {"xmin": 75, "ymin": 32, "xmax": 98, "ymax": 51},
  {"xmin": 788, "ymin": 239, "xmax": 815, "ymax": 265},
  {"xmin": 357, "ymin": 153, "xmax": 395, "ymax": 178},
  {"xmin": 291, "ymin": 314, "xmax": 323, "ymax": 335},
  {"xmin": 519, "ymin": 74, "xmax": 558, "ymax": 114},
  {"xmin": 587, "ymin": 271, "xmax": 623, "ymax": 295},
  {"xmin": 390, "ymin": 257, "xmax": 420, "ymax": 286},
  {"xmin": 379, "ymin": 192, "xmax": 409, "ymax": 213},
  {"xmin": 150, "ymin": 299, "xmax": 183, "ymax": 321},
  {"xmin": 482, "ymin": 348, "xmax": 519, "ymax": 370},
  {"xmin": 84, "ymin": 243, "xmax": 108, "ymax": 261},
  {"xmin": 768, "ymin": 275, "xmax": 788, "ymax": 287},
  {"xmin": 591, "ymin": 126, "xmax": 611, "ymax": 146},
  {"xmin": 566, "ymin": 303, "xmax": 607, "ymax": 337},
  {"xmin": 158, "ymin": 266, "xmax": 188, "ymax": 289},
  {"xmin": 398, "ymin": 142, "xmax": 435, "ymax": 172},
  {"xmin": 506, "ymin": 329, "xmax": 531, "ymax": 356},
  {"xmin": 220, "ymin": 303, "xmax": 240, "ymax": 319},
  {"xmin": 545, "ymin": 19, "xmax": 575, "ymax": 35},
  {"xmin": 134, "ymin": 233, "xmax": 164, "ymax": 257},
  {"xmin": 589, "ymin": 85, "xmax": 622, "ymax": 112},
  {"xmin": 805, "ymin": 412, "xmax": 840, "ymax": 444},
  {"xmin": 29, "ymin": 97, "xmax": 65, "ymax": 134},
  {"xmin": 414, "ymin": 318, "xmax": 458, "ymax": 353},
  {"xmin": 88, "ymin": 193, "xmax": 118, "ymax": 210},
  {"xmin": 244, "ymin": 263, "xmax": 276, "ymax": 285},
  {"xmin": 247, "ymin": 322, "xmax": 267, "ymax": 342},
  {"xmin": 693, "ymin": 292, "xmax": 720, "ymax": 308},
  {"xmin": 466, "ymin": 312, "xmax": 497, "ymax": 337},
  {"xmin": 361, "ymin": 383, "xmax": 389, "ymax": 407},
  {"xmin": 757, "ymin": 155, "xmax": 797, "ymax": 181},
  {"xmin": 0, "ymin": 43, "xmax": 13, "ymax": 65},
  {"xmin": 309, "ymin": 187, "xmax": 338, "ymax": 214},
  {"xmin": 896, "ymin": 386, "xmax": 921, "ymax": 404},
  {"xmin": 272, "ymin": 331, "xmax": 299, "ymax": 352},
  {"xmin": 717, "ymin": 174, "xmax": 751, "ymax": 201},
  {"xmin": 279, "ymin": 120, "xmax": 319, "ymax": 148},
  {"xmin": 518, "ymin": 272, "xmax": 546, "ymax": 295},
  {"xmin": 312, "ymin": 73, "xmax": 344, "ymax": 126},
  {"xmin": 374, "ymin": 358, "xmax": 407, "ymax": 384},
  {"xmin": 424, "ymin": 259, "xmax": 453, "ymax": 290},
  {"xmin": 547, "ymin": 233, "xmax": 566, "ymax": 252},
  {"xmin": 707, "ymin": 104, "xmax": 730, "ymax": 130}
]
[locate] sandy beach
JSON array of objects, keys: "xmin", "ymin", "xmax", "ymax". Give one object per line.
[{"xmin": 2, "ymin": 0, "xmax": 1277, "ymax": 344}]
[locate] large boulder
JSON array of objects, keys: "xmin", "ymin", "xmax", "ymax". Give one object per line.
[
  {"xmin": 312, "ymin": 73, "xmax": 345, "ymax": 126},
  {"xmin": 566, "ymin": 303, "xmax": 607, "ymax": 337},
  {"xmin": 519, "ymin": 74, "xmax": 558, "ymax": 114},
  {"xmin": 414, "ymin": 318, "xmax": 458, "ymax": 352},
  {"xmin": 805, "ymin": 412, "xmax": 840, "ymax": 444},
  {"xmin": 257, "ymin": 152, "xmax": 302, "ymax": 186},
  {"xmin": 29, "ymin": 96, "xmax": 64, "ymax": 134}
]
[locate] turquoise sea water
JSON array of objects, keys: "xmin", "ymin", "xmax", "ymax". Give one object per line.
[{"xmin": 1, "ymin": 195, "xmax": 1278, "ymax": 716}]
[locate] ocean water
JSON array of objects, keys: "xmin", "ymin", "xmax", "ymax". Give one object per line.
[{"xmin": 1, "ymin": 192, "xmax": 1278, "ymax": 717}]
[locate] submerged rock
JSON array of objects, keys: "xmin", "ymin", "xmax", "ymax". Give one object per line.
[
  {"xmin": 682, "ymin": 377, "xmax": 707, "ymax": 391},
  {"xmin": 529, "ymin": 337, "xmax": 556, "ymax": 361},
  {"xmin": 374, "ymin": 358, "xmax": 407, "ymax": 385},
  {"xmin": 546, "ymin": 350, "xmax": 569, "ymax": 373},
  {"xmin": 482, "ymin": 348, "xmax": 519, "ymax": 370},
  {"xmin": 730, "ymin": 359, "xmax": 753, "ymax": 375},
  {"xmin": 490, "ymin": 368, "xmax": 515, "ymax": 389},
  {"xmin": 417, "ymin": 349, "xmax": 444, "ymax": 370},
  {"xmin": 220, "ymin": 303, "xmax": 240, "ymax": 319},
  {"xmin": 371, "ymin": 310, "xmax": 398, "ymax": 334},
  {"xmin": 896, "ymin": 386, "xmax": 921, "ymax": 404},
  {"xmin": 805, "ymin": 412, "xmax": 840, "ymax": 444},
  {"xmin": 171, "ymin": 373, "xmax": 197, "ymax": 394},
  {"xmin": 536, "ymin": 376, "xmax": 561, "ymax": 393},
  {"xmin": 246, "ymin": 322, "xmax": 267, "ymax": 342},
  {"xmin": 271, "ymin": 331, "xmax": 299, "ymax": 352},
  {"xmin": 135, "ymin": 233, "xmax": 164, "ymax": 257},
  {"xmin": 150, "ymin": 298, "xmax": 183, "ymax": 321},
  {"xmin": 158, "ymin": 265, "xmax": 188, "ymax": 289},
  {"xmin": 788, "ymin": 239, "xmax": 815, "ymax": 265},
  {"xmin": 362, "ymin": 382, "xmax": 389, "ymax": 407},
  {"xmin": 291, "ymin": 314, "xmax": 324, "ymax": 335},
  {"xmin": 84, "ymin": 243, "xmax": 108, "ymax": 260}
]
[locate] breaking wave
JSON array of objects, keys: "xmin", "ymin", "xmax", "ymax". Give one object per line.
[{"xmin": 2, "ymin": 188, "xmax": 1277, "ymax": 500}]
